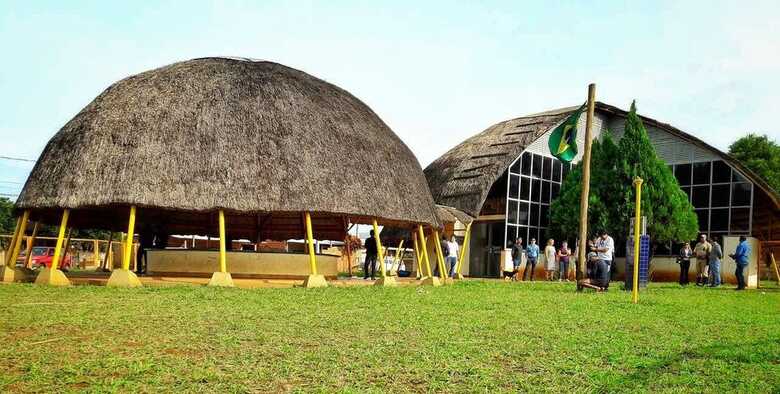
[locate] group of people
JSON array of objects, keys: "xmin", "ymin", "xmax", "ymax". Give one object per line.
[
  {"xmin": 508, "ymin": 230, "xmax": 615, "ymax": 291},
  {"xmin": 678, "ymin": 234, "xmax": 751, "ymax": 290}
]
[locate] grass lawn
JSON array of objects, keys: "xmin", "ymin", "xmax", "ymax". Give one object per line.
[{"xmin": 0, "ymin": 281, "xmax": 778, "ymax": 393}]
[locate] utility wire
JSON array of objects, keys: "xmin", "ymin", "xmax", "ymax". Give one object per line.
[{"xmin": 0, "ymin": 156, "xmax": 36, "ymax": 162}]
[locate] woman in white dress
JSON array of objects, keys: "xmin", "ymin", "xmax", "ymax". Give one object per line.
[{"xmin": 544, "ymin": 239, "xmax": 557, "ymax": 281}]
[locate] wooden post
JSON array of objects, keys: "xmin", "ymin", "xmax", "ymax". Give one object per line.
[
  {"xmin": 345, "ymin": 234, "xmax": 353, "ymax": 278},
  {"xmin": 100, "ymin": 232, "xmax": 113, "ymax": 270},
  {"xmin": 62, "ymin": 228, "xmax": 73, "ymax": 268},
  {"xmin": 771, "ymin": 253, "xmax": 780, "ymax": 285},
  {"xmin": 418, "ymin": 226, "xmax": 433, "ymax": 278},
  {"xmin": 24, "ymin": 222, "xmax": 39, "ymax": 268},
  {"xmin": 390, "ymin": 240, "xmax": 404, "ymax": 275},
  {"xmin": 576, "ymin": 83, "xmax": 596, "ymax": 284},
  {"xmin": 632, "ymin": 178, "xmax": 643, "ymax": 304}
]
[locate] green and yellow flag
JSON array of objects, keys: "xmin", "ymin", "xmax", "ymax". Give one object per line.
[{"xmin": 548, "ymin": 104, "xmax": 585, "ymax": 163}]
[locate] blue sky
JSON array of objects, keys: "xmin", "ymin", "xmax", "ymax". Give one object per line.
[{"xmin": 1, "ymin": 0, "xmax": 778, "ymax": 199}]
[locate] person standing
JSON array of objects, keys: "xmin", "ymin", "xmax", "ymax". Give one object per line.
[
  {"xmin": 544, "ymin": 239, "xmax": 557, "ymax": 281},
  {"xmin": 447, "ymin": 235, "xmax": 459, "ymax": 277},
  {"xmin": 557, "ymin": 241, "xmax": 571, "ymax": 282},
  {"xmin": 593, "ymin": 230, "xmax": 614, "ymax": 289},
  {"xmin": 729, "ymin": 236, "xmax": 751, "ymax": 290},
  {"xmin": 708, "ymin": 236, "xmax": 723, "ymax": 287},
  {"xmin": 678, "ymin": 243, "xmax": 693, "ymax": 286},
  {"xmin": 363, "ymin": 230, "xmax": 378, "ymax": 280},
  {"xmin": 524, "ymin": 238, "xmax": 540, "ymax": 281},
  {"xmin": 511, "ymin": 237, "xmax": 524, "ymax": 281},
  {"xmin": 693, "ymin": 234, "xmax": 711, "ymax": 286}
]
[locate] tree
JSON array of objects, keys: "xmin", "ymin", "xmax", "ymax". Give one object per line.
[
  {"xmin": 728, "ymin": 134, "xmax": 780, "ymax": 194},
  {"xmin": 550, "ymin": 101, "xmax": 698, "ymax": 245}
]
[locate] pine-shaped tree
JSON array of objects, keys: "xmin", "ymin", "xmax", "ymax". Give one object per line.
[{"xmin": 550, "ymin": 102, "xmax": 698, "ymax": 244}]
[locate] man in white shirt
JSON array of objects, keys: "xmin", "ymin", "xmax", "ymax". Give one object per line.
[
  {"xmin": 447, "ymin": 235, "xmax": 460, "ymax": 277},
  {"xmin": 593, "ymin": 229, "xmax": 614, "ymax": 289}
]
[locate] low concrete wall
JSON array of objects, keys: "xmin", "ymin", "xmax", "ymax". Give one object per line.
[{"xmin": 147, "ymin": 250, "xmax": 338, "ymax": 279}]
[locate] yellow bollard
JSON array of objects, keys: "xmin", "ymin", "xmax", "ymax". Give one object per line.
[
  {"xmin": 106, "ymin": 206, "xmax": 142, "ymax": 287},
  {"xmin": 632, "ymin": 177, "xmax": 643, "ymax": 304},
  {"xmin": 34, "ymin": 209, "xmax": 71, "ymax": 286},
  {"xmin": 301, "ymin": 212, "xmax": 327, "ymax": 288},
  {"xmin": 455, "ymin": 223, "xmax": 472, "ymax": 279},
  {"xmin": 372, "ymin": 219, "xmax": 397, "ymax": 287},
  {"xmin": 24, "ymin": 222, "xmax": 39, "ymax": 269},
  {"xmin": 418, "ymin": 225, "xmax": 440, "ymax": 286}
]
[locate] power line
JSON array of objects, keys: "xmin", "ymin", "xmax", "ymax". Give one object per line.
[
  {"xmin": 0, "ymin": 193, "xmax": 19, "ymax": 197},
  {"xmin": 0, "ymin": 156, "xmax": 36, "ymax": 163},
  {"xmin": 0, "ymin": 181, "xmax": 22, "ymax": 184}
]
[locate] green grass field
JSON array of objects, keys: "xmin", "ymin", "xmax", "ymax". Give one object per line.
[{"xmin": 0, "ymin": 281, "xmax": 778, "ymax": 393}]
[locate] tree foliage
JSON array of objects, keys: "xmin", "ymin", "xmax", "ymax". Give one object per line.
[
  {"xmin": 550, "ymin": 101, "xmax": 698, "ymax": 243},
  {"xmin": 728, "ymin": 133, "xmax": 780, "ymax": 194}
]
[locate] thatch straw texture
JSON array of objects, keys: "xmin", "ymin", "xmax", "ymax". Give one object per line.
[
  {"xmin": 16, "ymin": 57, "xmax": 439, "ymax": 238},
  {"xmin": 423, "ymin": 111, "xmax": 571, "ymax": 216},
  {"xmin": 381, "ymin": 204, "xmax": 473, "ymax": 244}
]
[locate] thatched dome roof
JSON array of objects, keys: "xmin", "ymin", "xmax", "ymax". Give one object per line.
[{"xmin": 16, "ymin": 57, "xmax": 439, "ymax": 239}]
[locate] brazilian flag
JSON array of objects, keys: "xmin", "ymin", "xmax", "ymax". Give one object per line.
[{"xmin": 548, "ymin": 104, "xmax": 585, "ymax": 163}]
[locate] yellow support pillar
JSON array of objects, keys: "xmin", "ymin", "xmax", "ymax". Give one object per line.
[
  {"xmin": 631, "ymin": 177, "xmax": 643, "ymax": 304},
  {"xmin": 433, "ymin": 230, "xmax": 452, "ymax": 285},
  {"xmin": 107, "ymin": 206, "xmax": 142, "ymax": 288},
  {"xmin": 34, "ymin": 209, "xmax": 71, "ymax": 286},
  {"xmin": 24, "ymin": 222, "xmax": 39, "ymax": 269},
  {"xmin": 373, "ymin": 219, "xmax": 397, "ymax": 287},
  {"xmin": 2, "ymin": 211, "xmax": 29, "ymax": 282},
  {"xmin": 92, "ymin": 239, "xmax": 100, "ymax": 268},
  {"xmin": 454, "ymin": 223, "xmax": 472, "ymax": 280},
  {"xmin": 208, "ymin": 209, "xmax": 235, "ymax": 287},
  {"xmin": 412, "ymin": 233, "xmax": 422, "ymax": 279},
  {"xmin": 418, "ymin": 225, "xmax": 440, "ymax": 286},
  {"xmin": 4, "ymin": 216, "xmax": 22, "ymax": 267},
  {"xmin": 389, "ymin": 240, "xmax": 404, "ymax": 275},
  {"xmin": 302, "ymin": 212, "xmax": 327, "ymax": 288}
]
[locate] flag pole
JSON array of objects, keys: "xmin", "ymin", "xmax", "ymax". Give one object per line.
[{"xmin": 576, "ymin": 83, "xmax": 596, "ymax": 287}]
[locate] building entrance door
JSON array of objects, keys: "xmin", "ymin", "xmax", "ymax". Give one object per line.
[{"xmin": 469, "ymin": 221, "xmax": 505, "ymax": 277}]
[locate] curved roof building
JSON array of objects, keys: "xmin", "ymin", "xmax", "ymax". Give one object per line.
[
  {"xmin": 16, "ymin": 57, "xmax": 439, "ymax": 240},
  {"xmin": 425, "ymin": 101, "xmax": 779, "ymax": 278}
]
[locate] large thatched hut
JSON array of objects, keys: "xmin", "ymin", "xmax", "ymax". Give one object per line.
[{"xmin": 8, "ymin": 57, "xmax": 439, "ymax": 288}]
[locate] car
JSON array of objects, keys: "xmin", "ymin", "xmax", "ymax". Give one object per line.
[{"xmin": 16, "ymin": 246, "xmax": 72, "ymax": 270}]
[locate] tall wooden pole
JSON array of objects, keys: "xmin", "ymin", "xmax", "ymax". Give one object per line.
[{"xmin": 576, "ymin": 84, "xmax": 597, "ymax": 283}]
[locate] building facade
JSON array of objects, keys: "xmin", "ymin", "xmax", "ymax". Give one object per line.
[{"xmin": 424, "ymin": 102, "xmax": 779, "ymax": 278}]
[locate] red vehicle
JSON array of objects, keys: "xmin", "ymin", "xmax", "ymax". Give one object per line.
[{"xmin": 16, "ymin": 246, "xmax": 73, "ymax": 270}]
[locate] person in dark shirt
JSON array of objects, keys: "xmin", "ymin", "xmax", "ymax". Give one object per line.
[{"xmin": 363, "ymin": 230, "xmax": 378, "ymax": 280}]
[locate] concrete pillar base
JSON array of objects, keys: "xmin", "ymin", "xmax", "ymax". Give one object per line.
[
  {"xmin": 454, "ymin": 273, "xmax": 464, "ymax": 280},
  {"xmin": 207, "ymin": 272, "xmax": 235, "ymax": 287},
  {"xmin": 303, "ymin": 274, "xmax": 328, "ymax": 288},
  {"xmin": 0, "ymin": 266, "xmax": 17, "ymax": 283},
  {"xmin": 106, "ymin": 269, "xmax": 142, "ymax": 288},
  {"xmin": 374, "ymin": 276, "xmax": 398, "ymax": 287},
  {"xmin": 420, "ymin": 276, "xmax": 442, "ymax": 287},
  {"xmin": 34, "ymin": 267, "xmax": 71, "ymax": 287},
  {"xmin": 443, "ymin": 277, "xmax": 455, "ymax": 285}
]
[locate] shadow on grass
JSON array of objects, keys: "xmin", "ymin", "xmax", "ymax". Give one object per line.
[{"xmin": 597, "ymin": 338, "xmax": 780, "ymax": 391}]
